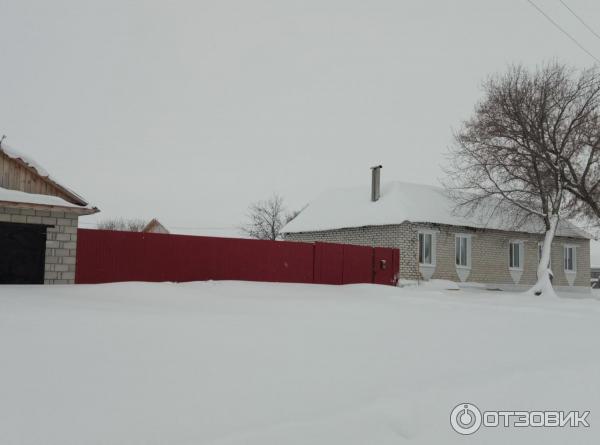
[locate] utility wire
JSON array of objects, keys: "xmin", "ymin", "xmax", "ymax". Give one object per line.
[
  {"xmin": 559, "ymin": 0, "xmax": 600, "ymax": 42},
  {"xmin": 525, "ymin": 0, "xmax": 600, "ymax": 64}
]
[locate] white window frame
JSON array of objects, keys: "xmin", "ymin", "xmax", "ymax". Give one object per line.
[
  {"xmin": 508, "ymin": 240, "xmax": 524, "ymax": 271},
  {"xmin": 418, "ymin": 230, "xmax": 437, "ymax": 266},
  {"xmin": 455, "ymin": 234, "xmax": 472, "ymax": 269},
  {"xmin": 563, "ymin": 244, "xmax": 577, "ymax": 273}
]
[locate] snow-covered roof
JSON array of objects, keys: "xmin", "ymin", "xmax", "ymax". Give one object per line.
[
  {"xmin": 142, "ymin": 218, "xmax": 170, "ymax": 233},
  {"xmin": 0, "ymin": 186, "xmax": 96, "ymax": 212},
  {"xmin": 0, "ymin": 142, "xmax": 89, "ymax": 206},
  {"xmin": 282, "ymin": 181, "xmax": 590, "ymax": 239}
]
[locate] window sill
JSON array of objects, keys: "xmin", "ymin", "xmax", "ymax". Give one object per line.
[
  {"xmin": 509, "ymin": 267, "xmax": 523, "ymax": 272},
  {"xmin": 419, "ymin": 263, "xmax": 436, "ymax": 267},
  {"xmin": 564, "ymin": 270, "xmax": 577, "ymax": 275},
  {"xmin": 456, "ymin": 265, "xmax": 471, "ymax": 270}
]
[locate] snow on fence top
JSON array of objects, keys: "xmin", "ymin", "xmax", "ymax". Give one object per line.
[{"xmin": 282, "ymin": 181, "xmax": 590, "ymax": 238}]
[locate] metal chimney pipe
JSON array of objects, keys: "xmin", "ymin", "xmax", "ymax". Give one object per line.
[{"xmin": 370, "ymin": 165, "xmax": 382, "ymax": 202}]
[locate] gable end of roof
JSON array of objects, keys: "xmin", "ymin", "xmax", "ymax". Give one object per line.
[{"xmin": 0, "ymin": 143, "xmax": 89, "ymax": 206}]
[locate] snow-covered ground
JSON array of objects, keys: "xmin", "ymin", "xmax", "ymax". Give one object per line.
[{"xmin": 1, "ymin": 281, "xmax": 599, "ymax": 444}]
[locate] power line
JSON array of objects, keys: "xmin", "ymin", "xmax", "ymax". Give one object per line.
[
  {"xmin": 559, "ymin": 0, "xmax": 600, "ymax": 42},
  {"xmin": 525, "ymin": 0, "xmax": 600, "ymax": 64}
]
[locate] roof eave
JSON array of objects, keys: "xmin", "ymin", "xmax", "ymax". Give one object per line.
[
  {"xmin": 284, "ymin": 219, "xmax": 592, "ymax": 239},
  {"xmin": 0, "ymin": 200, "xmax": 99, "ymax": 215}
]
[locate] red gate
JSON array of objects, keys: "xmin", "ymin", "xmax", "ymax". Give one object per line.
[
  {"xmin": 373, "ymin": 247, "xmax": 400, "ymax": 285},
  {"xmin": 313, "ymin": 242, "xmax": 375, "ymax": 285}
]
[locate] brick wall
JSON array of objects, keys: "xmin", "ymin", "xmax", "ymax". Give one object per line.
[
  {"xmin": 0, "ymin": 206, "xmax": 80, "ymax": 284},
  {"xmin": 284, "ymin": 223, "xmax": 420, "ymax": 280},
  {"xmin": 414, "ymin": 223, "xmax": 590, "ymax": 288},
  {"xmin": 284, "ymin": 223, "xmax": 591, "ymax": 288}
]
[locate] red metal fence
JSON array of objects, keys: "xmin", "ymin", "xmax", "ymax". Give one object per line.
[{"xmin": 75, "ymin": 229, "xmax": 399, "ymax": 286}]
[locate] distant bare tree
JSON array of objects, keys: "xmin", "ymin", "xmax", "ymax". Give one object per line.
[
  {"xmin": 444, "ymin": 63, "xmax": 597, "ymax": 297},
  {"xmin": 242, "ymin": 194, "xmax": 303, "ymax": 240},
  {"xmin": 97, "ymin": 217, "xmax": 147, "ymax": 232}
]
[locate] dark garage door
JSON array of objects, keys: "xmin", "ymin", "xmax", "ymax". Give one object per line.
[{"xmin": 0, "ymin": 222, "xmax": 47, "ymax": 284}]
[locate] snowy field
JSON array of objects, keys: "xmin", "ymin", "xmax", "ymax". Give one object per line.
[{"xmin": 1, "ymin": 281, "xmax": 600, "ymax": 444}]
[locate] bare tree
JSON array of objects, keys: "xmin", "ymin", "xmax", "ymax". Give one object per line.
[
  {"xmin": 242, "ymin": 194, "xmax": 302, "ymax": 240},
  {"xmin": 445, "ymin": 63, "xmax": 596, "ymax": 297},
  {"xmin": 550, "ymin": 68, "xmax": 600, "ymax": 233},
  {"xmin": 97, "ymin": 217, "xmax": 148, "ymax": 232}
]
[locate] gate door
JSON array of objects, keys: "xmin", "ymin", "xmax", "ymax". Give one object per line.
[
  {"xmin": 373, "ymin": 247, "xmax": 399, "ymax": 285},
  {"xmin": 0, "ymin": 222, "xmax": 47, "ymax": 284}
]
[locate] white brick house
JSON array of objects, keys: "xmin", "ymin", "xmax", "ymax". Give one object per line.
[
  {"xmin": 0, "ymin": 142, "xmax": 98, "ymax": 284},
  {"xmin": 282, "ymin": 170, "xmax": 591, "ymax": 292}
]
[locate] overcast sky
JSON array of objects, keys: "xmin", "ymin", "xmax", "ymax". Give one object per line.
[{"xmin": 2, "ymin": 0, "xmax": 600, "ymax": 247}]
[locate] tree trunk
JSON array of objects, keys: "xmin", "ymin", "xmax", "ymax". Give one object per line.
[{"xmin": 528, "ymin": 214, "xmax": 560, "ymax": 298}]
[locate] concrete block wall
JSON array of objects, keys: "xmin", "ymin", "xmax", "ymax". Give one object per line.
[
  {"xmin": 284, "ymin": 223, "xmax": 591, "ymax": 288},
  {"xmin": 0, "ymin": 206, "xmax": 79, "ymax": 284}
]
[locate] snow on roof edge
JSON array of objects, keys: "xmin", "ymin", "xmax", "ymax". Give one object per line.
[
  {"xmin": 0, "ymin": 186, "xmax": 97, "ymax": 212},
  {"xmin": 283, "ymin": 217, "xmax": 590, "ymax": 238},
  {"xmin": 0, "ymin": 142, "xmax": 89, "ymax": 206}
]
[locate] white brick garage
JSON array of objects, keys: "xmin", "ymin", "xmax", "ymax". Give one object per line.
[
  {"xmin": 0, "ymin": 142, "xmax": 98, "ymax": 284},
  {"xmin": 0, "ymin": 207, "xmax": 88, "ymax": 283}
]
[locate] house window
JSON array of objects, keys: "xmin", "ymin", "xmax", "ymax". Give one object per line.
[
  {"xmin": 455, "ymin": 235, "xmax": 470, "ymax": 268},
  {"xmin": 564, "ymin": 245, "xmax": 576, "ymax": 272},
  {"xmin": 418, "ymin": 233, "xmax": 433, "ymax": 265},
  {"xmin": 509, "ymin": 241, "xmax": 523, "ymax": 270}
]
